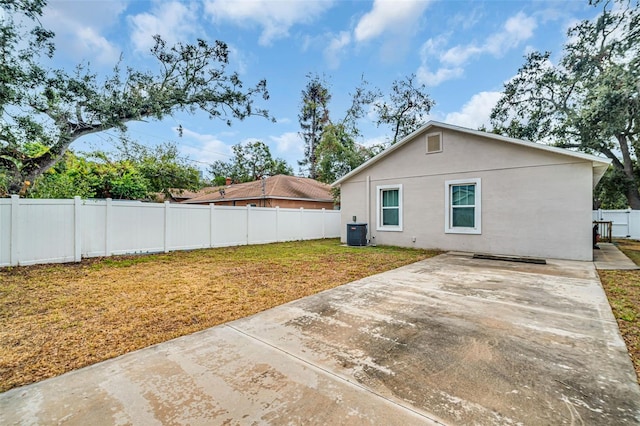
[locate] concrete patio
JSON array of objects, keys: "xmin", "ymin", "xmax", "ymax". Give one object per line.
[{"xmin": 1, "ymin": 252, "xmax": 639, "ymax": 425}]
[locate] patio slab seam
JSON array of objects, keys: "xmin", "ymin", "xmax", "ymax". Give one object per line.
[{"xmin": 225, "ymin": 323, "xmax": 446, "ymax": 425}]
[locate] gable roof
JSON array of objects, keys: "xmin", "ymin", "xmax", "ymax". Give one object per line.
[
  {"xmin": 332, "ymin": 121, "xmax": 612, "ymax": 189},
  {"xmin": 168, "ymin": 187, "xmax": 218, "ymax": 200},
  {"xmin": 184, "ymin": 175, "xmax": 333, "ymax": 204}
]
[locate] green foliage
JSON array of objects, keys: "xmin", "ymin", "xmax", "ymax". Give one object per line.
[
  {"xmin": 491, "ymin": 0, "xmax": 640, "ymax": 208},
  {"xmin": 28, "ymin": 140, "xmax": 203, "ymax": 200},
  {"xmin": 374, "ymin": 74, "xmax": 434, "ymax": 144},
  {"xmin": 209, "ymin": 141, "xmax": 292, "ymax": 185},
  {"xmin": 112, "ymin": 137, "xmax": 202, "ymax": 196},
  {"xmin": 316, "ymin": 123, "xmax": 380, "ymax": 184},
  {"xmin": 298, "ymin": 74, "xmax": 331, "ymax": 179},
  {"xmin": 0, "ymin": 0, "xmax": 271, "ymax": 195},
  {"xmin": 595, "ymin": 167, "xmax": 634, "ymax": 209},
  {"xmin": 297, "ymin": 73, "xmax": 433, "ymax": 186}
]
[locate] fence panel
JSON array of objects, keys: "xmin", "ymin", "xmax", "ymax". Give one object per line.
[
  {"xmin": 594, "ymin": 209, "xmax": 632, "ymax": 238},
  {"xmin": 167, "ymin": 203, "xmax": 211, "ymax": 251},
  {"xmin": 81, "ymin": 200, "xmax": 108, "ymax": 257},
  {"xmin": 211, "ymin": 205, "xmax": 248, "ymax": 247},
  {"xmin": 277, "ymin": 208, "xmax": 302, "ymax": 241},
  {"xmin": 18, "ymin": 198, "xmax": 77, "ymax": 265},
  {"xmin": 0, "ymin": 199, "xmax": 11, "ymax": 266},
  {"xmin": 301, "ymin": 209, "xmax": 325, "ymax": 240},
  {"xmin": 0, "ymin": 197, "xmax": 341, "ymax": 267},
  {"xmin": 325, "ymin": 209, "xmax": 341, "ymax": 237},
  {"xmin": 248, "ymin": 207, "xmax": 278, "ymax": 244},
  {"xmin": 592, "ymin": 209, "xmax": 640, "ymax": 240},
  {"xmin": 110, "ymin": 202, "xmax": 165, "ymax": 254}
]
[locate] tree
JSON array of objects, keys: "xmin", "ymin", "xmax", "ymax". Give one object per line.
[
  {"xmin": 298, "ymin": 74, "xmax": 331, "ymax": 179},
  {"xmin": 490, "ymin": 0, "xmax": 640, "ymax": 208},
  {"xmin": 28, "ymin": 151, "xmax": 150, "ymax": 200},
  {"xmin": 316, "ymin": 124, "xmax": 381, "ymax": 184},
  {"xmin": 209, "ymin": 141, "xmax": 292, "ymax": 185},
  {"xmin": 0, "ymin": 0, "xmax": 272, "ymax": 195},
  {"xmin": 595, "ymin": 168, "xmax": 631, "ymax": 209},
  {"xmin": 112, "ymin": 137, "xmax": 202, "ymax": 197},
  {"xmin": 374, "ymin": 74, "xmax": 434, "ymax": 144},
  {"xmin": 315, "ymin": 78, "xmax": 382, "ymax": 184}
]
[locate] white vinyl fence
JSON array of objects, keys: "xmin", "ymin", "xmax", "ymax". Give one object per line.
[
  {"xmin": 593, "ymin": 209, "xmax": 640, "ymax": 239},
  {"xmin": 0, "ymin": 196, "xmax": 341, "ymax": 267}
]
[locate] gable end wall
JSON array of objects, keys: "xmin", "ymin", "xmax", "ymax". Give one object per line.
[{"xmin": 340, "ymin": 128, "xmax": 594, "ymax": 261}]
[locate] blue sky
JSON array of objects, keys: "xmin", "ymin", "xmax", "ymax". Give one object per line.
[{"xmin": 39, "ymin": 0, "xmax": 597, "ymax": 175}]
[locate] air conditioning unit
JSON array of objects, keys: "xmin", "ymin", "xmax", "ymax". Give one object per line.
[{"xmin": 347, "ymin": 223, "xmax": 367, "ymax": 246}]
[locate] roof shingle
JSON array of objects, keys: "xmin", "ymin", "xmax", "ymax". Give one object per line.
[{"xmin": 184, "ymin": 175, "xmax": 333, "ymax": 204}]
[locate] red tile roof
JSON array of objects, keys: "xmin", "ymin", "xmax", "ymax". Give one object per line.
[{"xmin": 183, "ymin": 175, "xmax": 333, "ymax": 204}]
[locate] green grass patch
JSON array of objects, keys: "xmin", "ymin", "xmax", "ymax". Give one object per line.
[
  {"xmin": 599, "ymin": 239, "xmax": 640, "ymax": 381},
  {"xmin": 0, "ymin": 238, "xmax": 440, "ymax": 392}
]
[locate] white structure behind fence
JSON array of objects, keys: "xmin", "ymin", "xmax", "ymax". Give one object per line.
[
  {"xmin": 0, "ymin": 196, "xmax": 341, "ymax": 267},
  {"xmin": 593, "ymin": 209, "xmax": 640, "ymax": 239}
]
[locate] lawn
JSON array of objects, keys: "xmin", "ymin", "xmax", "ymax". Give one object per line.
[
  {"xmin": 598, "ymin": 239, "xmax": 640, "ymax": 381},
  {"xmin": 0, "ymin": 239, "xmax": 440, "ymax": 393}
]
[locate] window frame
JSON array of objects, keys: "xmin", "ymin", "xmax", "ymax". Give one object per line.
[
  {"xmin": 444, "ymin": 178, "xmax": 481, "ymax": 234},
  {"xmin": 376, "ymin": 184, "xmax": 403, "ymax": 232}
]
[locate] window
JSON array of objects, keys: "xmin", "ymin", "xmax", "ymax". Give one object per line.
[
  {"xmin": 426, "ymin": 132, "xmax": 442, "ymax": 154},
  {"xmin": 377, "ymin": 184, "xmax": 403, "ymax": 231},
  {"xmin": 445, "ymin": 178, "xmax": 481, "ymax": 234}
]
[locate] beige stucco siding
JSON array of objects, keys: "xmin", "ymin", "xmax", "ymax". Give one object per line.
[{"xmin": 340, "ymin": 127, "xmax": 595, "ymax": 261}]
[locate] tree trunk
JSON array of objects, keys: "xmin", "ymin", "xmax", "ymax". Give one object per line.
[
  {"xmin": 626, "ymin": 184, "xmax": 640, "ymax": 209},
  {"xmin": 616, "ymin": 134, "xmax": 640, "ymax": 209}
]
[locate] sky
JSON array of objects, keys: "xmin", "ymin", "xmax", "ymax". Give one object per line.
[{"xmin": 37, "ymin": 0, "xmax": 599, "ymax": 176}]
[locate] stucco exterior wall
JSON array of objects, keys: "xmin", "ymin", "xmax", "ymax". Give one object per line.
[{"xmin": 340, "ymin": 127, "xmax": 595, "ymax": 261}]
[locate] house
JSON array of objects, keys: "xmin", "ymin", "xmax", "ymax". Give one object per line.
[
  {"xmin": 154, "ymin": 187, "xmax": 219, "ymax": 203},
  {"xmin": 333, "ymin": 121, "xmax": 611, "ymax": 261},
  {"xmin": 184, "ymin": 174, "xmax": 336, "ymax": 210}
]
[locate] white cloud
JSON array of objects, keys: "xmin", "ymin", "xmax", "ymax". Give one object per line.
[
  {"xmin": 41, "ymin": 0, "xmax": 126, "ymax": 64},
  {"xmin": 354, "ymin": 0, "xmax": 431, "ymax": 42},
  {"xmin": 416, "ymin": 65, "xmax": 464, "ymax": 87},
  {"xmin": 75, "ymin": 27, "xmax": 121, "ymax": 64},
  {"xmin": 485, "ymin": 12, "xmax": 537, "ymax": 55},
  {"xmin": 416, "ymin": 35, "xmax": 463, "ymax": 86},
  {"xmin": 128, "ymin": 2, "xmax": 200, "ymax": 52},
  {"xmin": 270, "ymin": 132, "xmax": 303, "ymax": 154},
  {"xmin": 416, "ymin": 12, "xmax": 537, "ymax": 86},
  {"xmin": 177, "ymin": 128, "xmax": 233, "ymax": 165},
  {"xmin": 441, "ymin": 12, "xmax": 537, "ymax": 66},
  {"xmin": 324, "ymin": 31, "xmax": 351, "ymax": 69},
  {"xmin": 204, "ymin": 0, "xmax": 334, "ymax": 46},
  {"xmin": 444, "ymin": 91, "xmax": 503, "ymax": 129}
]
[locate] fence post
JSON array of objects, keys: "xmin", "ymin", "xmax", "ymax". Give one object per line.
[
  {"xmin": 10, "ymin": 195, "xmax": 19, "ymax": 266},
  {"xmin": 74, "ymin": 196, "xmax": 82, "ymax": 262},
  {"xmin": 246, "ymin": 204, "xmax": 251, "ymax": 245},
  {"xmin": 164, "ymin": 201, "xmax": 170, "ymax": 253},
  {"xmin": 210, "ymin": 203, "xmax": 215, "ymax": 248},
  {"xmin": 105, "ymin": 198, "xmax": 112, "ymax": 256},
  {"xmin": 322, "ymin": 208, "xmax": 326, "ymax": 239},
  {"xmin": 275, "ymin": 206, "xmax": 279, "ymax": 242},
  {"xmin": 299, "ymin": 207, "xmax": 304, "ymax": 241}
]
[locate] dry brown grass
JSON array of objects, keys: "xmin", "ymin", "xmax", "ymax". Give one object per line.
[
  {"xmin": 0, "ymin": 239, "xmax": 440, "ymax": 392},
  {"xmin": 598, "ymin": 239, "xmax": 640, "ymax": 381}
]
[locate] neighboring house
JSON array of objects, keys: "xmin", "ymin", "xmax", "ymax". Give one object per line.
[
  {"xmin": 154, "ymin": 187, "xmax": 219, "ymax": 203},
  {"xmin": 184, "ymin": 174, "xmax": 336, "ymax": 210},
  {"xmin": 333, "ymin": 121, "xmax": 611, "ymax": 261}
]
